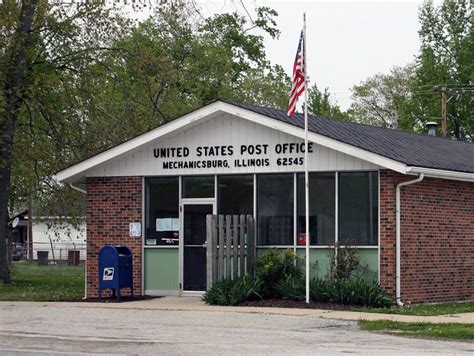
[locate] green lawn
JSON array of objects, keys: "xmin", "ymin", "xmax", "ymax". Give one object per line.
[
  {"xmin": 0, "ymin": 262, "xmax": 84, "ymax": 301},
  {"xmin": 352, "ymin": 301, "xmax": 474, "ymax": 316},
  {"xmin": 360, "ymin": 320, "xmax": 474, "ymax": 340}
]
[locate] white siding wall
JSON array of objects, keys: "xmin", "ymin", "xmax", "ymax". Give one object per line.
[
  {"xmin": 32, "ymin": 221, "xmax": 86, "ymax": 261},
  {"xmin": 87, "ymin": 113, "xmax": 379, "ymax": 178}
]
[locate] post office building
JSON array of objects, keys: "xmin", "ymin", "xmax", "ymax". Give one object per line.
[{"xmin": 56, "ymin": 100, "xmax": 474, "ymax": 304}]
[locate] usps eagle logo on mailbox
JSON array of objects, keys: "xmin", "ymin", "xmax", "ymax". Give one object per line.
[{"xmin": 103, "ymin": 267, "xmax": 114, "ymax": 281}]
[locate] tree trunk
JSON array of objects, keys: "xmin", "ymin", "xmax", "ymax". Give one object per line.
[{"xmin": 0, "ymin": 0, "xmax": 39, "ymax": 284}]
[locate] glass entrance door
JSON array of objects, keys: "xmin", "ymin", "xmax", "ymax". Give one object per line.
[{"xmin": 183, "ymin": 204, "xmax": 213, "ymax": 291}]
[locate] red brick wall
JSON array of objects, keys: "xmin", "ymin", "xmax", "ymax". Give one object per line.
[
  {"xmin": 86, "ymin": 176, "xmax": 142, "ymax": 298},
  {"xmin": 380, "ymin": 170, "xmax": 474, "ymax": 303}
]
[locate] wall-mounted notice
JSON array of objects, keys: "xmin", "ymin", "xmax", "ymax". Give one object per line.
[
  {"xmin": 156, "ymin": 218, "xmax": 170, "ymax": 231},
  {"xmin": 129, "ymin": 222, "xmax": 141, "ymax": 237},
  {"xmin": 171, "ymin": 218, "xmax": 180, "ymax": 231},
  {"xmin": 156, "ymin": 218, "xmax": 180, "ymax": 231}
]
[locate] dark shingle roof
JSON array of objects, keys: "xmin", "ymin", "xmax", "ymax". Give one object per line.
[{"xmin": 223, "ymin": 100, "xmax": 474, "ymax": 174}]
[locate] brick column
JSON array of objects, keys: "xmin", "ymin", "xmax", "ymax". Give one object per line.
[
  {"xmin": 86, "ymin": 176, "xmax": 142, "ymax": 298},
  {"xmin": 379, "ymin": 170, "xmax": 397, "ymax": 297}
]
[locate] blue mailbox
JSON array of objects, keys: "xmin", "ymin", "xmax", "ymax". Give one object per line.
[{"xmin": 98, "ymin": 245, "xmax": 134, "ymax": 301}]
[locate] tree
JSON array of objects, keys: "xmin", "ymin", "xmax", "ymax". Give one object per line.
[
  {"xmin": 78, "ymin": 7, "xmax": 287, "ymax": 152},
  {"xmin": 414, "ymin": 0, "xmax": 472, "ymax": 139},
  {"xmin": 0, "ymin": 1, "xmax": 128, "ymax": 284},
  {"xmin": 348, "ymin": 65, "xmax": 416, "ymax": 129},
  {"xmin": 307, "ymin": 84, "xmax": 349, "ymax": 121},
  {"xmin": 349, "ymin": 0, "xmax": 472, "ymax": 139},
  {"xmin": 0, "ymin": 0, "xmax": 40, "ymax": 283},
  {"xmin": 1, "ymin": 4, "xmax": 287, "ymax": 284}
]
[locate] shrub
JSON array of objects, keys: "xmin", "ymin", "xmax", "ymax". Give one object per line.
[
  {"xmin": 326, "ymin": 278, "xmax": 392, "ymax": 307},
  {"xmin": 278, "ymin": 275, "xmax": 305, "ymax": 301},
  {"xmin": 203, "ymin": 276, "xmax": 262, "ymax": 306},
  {"xmin": 327, "ymin": 241, "xmax": 360, "ymax": 281},
  {"xmin": 255, "ymin": 249, "xmax": 301, "ymax": 298}
]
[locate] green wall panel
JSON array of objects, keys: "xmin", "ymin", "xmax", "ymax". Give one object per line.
[
  {"xmin": 356, "ymin": 249, "xmax": 379, "ymax": 281},
  {"xmin": 144, "ymin": 248, "xmax": 179, "ymax": 291},
  {"xmin": 296, "ymin": 249, "xmax": 331, "ymax": 279}
]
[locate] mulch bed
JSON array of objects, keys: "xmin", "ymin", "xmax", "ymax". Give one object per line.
[{"xmin": 239, "ymin": 298, "xmax": 356, "ymax": 310}]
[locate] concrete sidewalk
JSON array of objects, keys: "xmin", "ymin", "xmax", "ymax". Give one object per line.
[{"xmin": 1, "ymin": 297, "xmax": 473, "ymax": 324}]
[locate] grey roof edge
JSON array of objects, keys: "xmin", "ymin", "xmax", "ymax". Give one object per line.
[
  {"xmin": 220, "ymin": 100, "xmax": 474, "ymax": 175},
  {"xmin": 221, "ymin": 99, "xmax": 473, "ymax": 147}
]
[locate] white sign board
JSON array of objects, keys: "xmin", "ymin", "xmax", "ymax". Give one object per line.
[
  {"xmin": 129, "ymin": 222, "xmax": 141, "ymax": 237},
  {"xmin": 87, "ymin": 114, "xmax": 379, "ymax": 178}
]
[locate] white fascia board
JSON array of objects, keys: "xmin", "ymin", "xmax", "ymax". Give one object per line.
[
  {"xmin": 55, "ymin": 102, "xmax": 225, "ymax": 183},
  {"xmin": 223, "ymin": 102, "xmax": 408, "ymax": 174},
  {"xmin": 406, "ymin": 166, "xmax": 474, "ymax": 182}
]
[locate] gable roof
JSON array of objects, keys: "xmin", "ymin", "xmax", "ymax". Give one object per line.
[
  {"xmin": 224, "ymin": 100, "xmax": 474, "ymax": 175},
  {"xmin": 55, "ymin": 100, "xmax": 474, "ymax": 183}
]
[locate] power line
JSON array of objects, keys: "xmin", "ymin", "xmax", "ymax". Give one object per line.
[{"xmin": 414, "ymin": 83, "xmax": 473, "ymax": 89}]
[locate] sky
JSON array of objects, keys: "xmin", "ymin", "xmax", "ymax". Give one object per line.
[{"xmin": 197, "ymin": 1, "xmax": 427, "ymax": 109}]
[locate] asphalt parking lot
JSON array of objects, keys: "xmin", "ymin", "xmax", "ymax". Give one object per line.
[{"xmin": 0, "ymin": 302, "xmax": 472, "ymax": 355}]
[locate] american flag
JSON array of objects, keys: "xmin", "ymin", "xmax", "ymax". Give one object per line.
[{"xmin": 288, "ymin": 30, "xmax": 305, "ymax": 118}]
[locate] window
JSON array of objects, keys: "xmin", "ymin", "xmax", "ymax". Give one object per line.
[
  {"xmin": 257, "ymin": 174, "xmax": 294, "ymax": 246},
  {"xmin": 338, "ymin": 172, "xmax": 378, "ymax": 246},
  {"xmin": 297, "ymin": 173, "xmax": 335, "ymax": 245},
  {"xmin": 146, "ymin": 177, "xmax": 179, "ymax": 246},
  {"xmin": 218, "ymin": 175, "xmax": 253, "ymax": 216},
  {"xmin": 182, "ymin": 176, "xmax": 214, "ymax": 198}
]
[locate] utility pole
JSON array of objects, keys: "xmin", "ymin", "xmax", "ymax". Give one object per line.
[
  {"xmin": 441, "ymin": 88, "xmax": 447, "ymax": 137},
  {"xmin": 433, "ymin": 86, "xmax": 448, "ymax": 137},
  {"xmin": 391, "ymin": 111, "xmax": 399, "ymax": 129},
  {"xmin": 433, "ymin": 86, "xmax": 462, "ymax": 138}
]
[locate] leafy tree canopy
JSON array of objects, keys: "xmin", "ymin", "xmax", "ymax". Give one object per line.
[
  {"xmin": 3, "ymin": 4, "xmax": 290, "ymax": 224},
  {"xmin": 307, "ymin": 84, "xmax": 349, "ymax": 121},
  {"xmin": 350, "ymin": 0, "xmax": 472, "ymax": 139}
]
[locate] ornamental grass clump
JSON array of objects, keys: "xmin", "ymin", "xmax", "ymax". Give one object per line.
[
  {"xmin": 278, "ymin": 275, "xmax": 306, "ymax": 301},
  {"xmin": 308, "ymin": 277, "xmax": 391, "ymax": 307},
  {"xmin": 309, "ymin": 277, "xmax": 330, "ymax": 302},
  {"xmin": 202, "ymin": 275, "xmax": 262, "ymax": 306}
]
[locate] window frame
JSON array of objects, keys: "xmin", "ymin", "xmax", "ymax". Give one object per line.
[
  {"xmin": 256, "ymin": 173, "xmax": 295, "ymax": 247},
  {"xmin": 296, "ymin": 172, "xmax": 337, "ymax": 246},
  {"xmin": 337, "ymin": 171, "xmax": 379, "ymax": 247},
  {"xmin": 145, "ymin": 176, "xmax": 180, "ymax": 247},
  {"xmin": 217, "ymin": 174, "xmax": 254, "ymax": 216}
]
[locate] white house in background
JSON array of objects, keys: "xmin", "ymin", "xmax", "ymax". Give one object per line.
[{"xmin": 9, "ymin": 210, "xmax": 87, "ymax": 261}]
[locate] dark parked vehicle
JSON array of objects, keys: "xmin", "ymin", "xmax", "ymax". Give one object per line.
[{"xmin": 11, "ymin": 243, "xmax": 26, "ymax": 262}]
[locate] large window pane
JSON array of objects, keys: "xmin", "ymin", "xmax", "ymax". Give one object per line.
[
  {"xmin": 297, "ymin": 173, "xmax": 335, "ymax": 245},
  {"xmin": 218, "ymin": 175, "xmax": 253, "ymax": 216},
  {"xmin": 182, "ymin": 176, "xmax": 214, "ymax": 198},
  {"xmin": 257, "ymin": 174, "xmax": 294, "ymax": 246},
  {"xmin": 146, "ymin": 177, "xmax": 179, "ymax": 246},
  {"xmin": 339, "ymin": 172, "xmax": 378, "ymax": 246}
]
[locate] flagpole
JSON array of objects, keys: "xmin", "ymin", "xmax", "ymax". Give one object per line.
[{"xmin": 303, "ymin": 12, "xmax": 310, "ymax": 304}]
